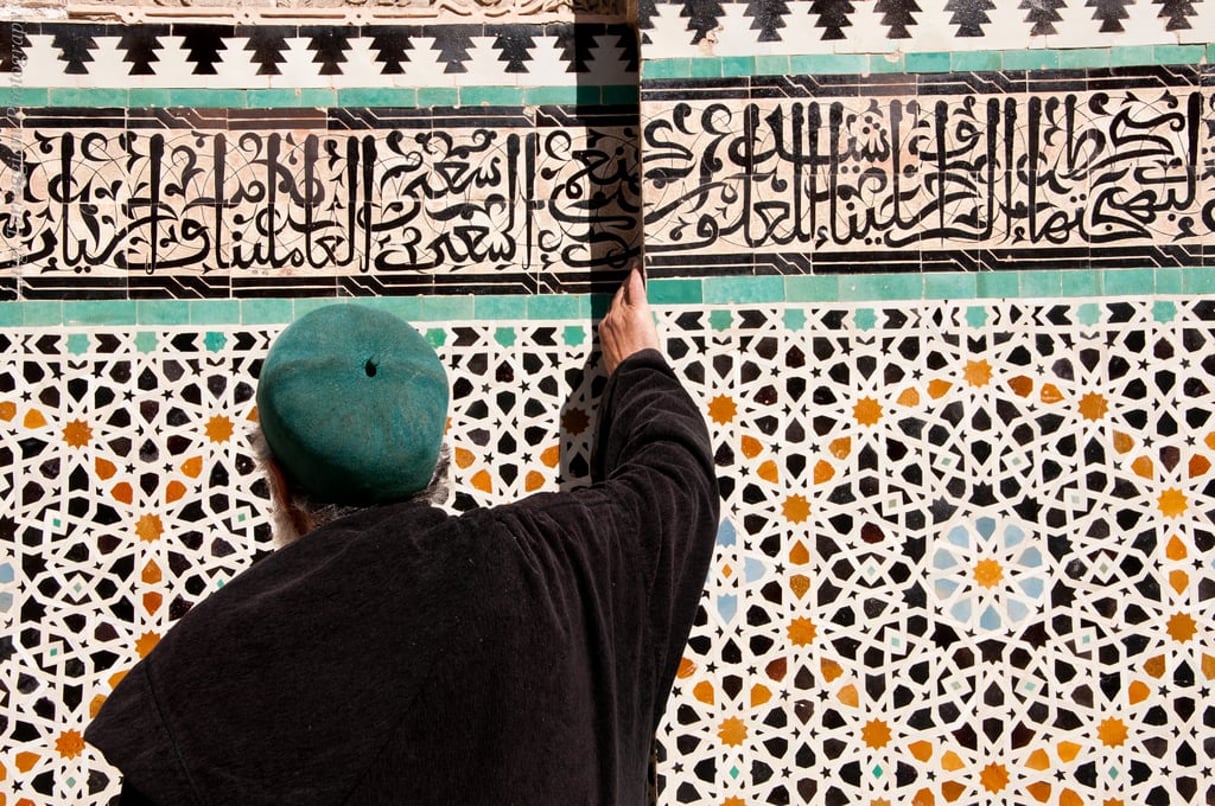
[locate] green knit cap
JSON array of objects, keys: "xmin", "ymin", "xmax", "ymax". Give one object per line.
[{"xmin": 256, "ymin": 305, "xmax": 449, "ymax": 505}]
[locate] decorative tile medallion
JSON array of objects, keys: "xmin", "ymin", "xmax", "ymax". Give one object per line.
[{"xmin": 2, "ymin": 299, "xmax": 1215, "ymax": 803}]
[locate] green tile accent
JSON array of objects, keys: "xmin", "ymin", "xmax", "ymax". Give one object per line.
[
  {"xmin": 905, "ymin": 52, "xmax": 951, "ymax": 73},
  {"xmin": 64, "ymin": 300, "xmax": 137, "ymax": 326},
  {"xmin": 965, "ymin": 305, "xmax": 988, "ymax": 329},
  {"xmin": 475, "ymin": 295, "xmax": 528, "ymax": 320},
  {"xmin": 1061, "ymin": 269, "xmax": 1101, "ymax": 297},
  {"xmin": 868, "ymin": 53, "xmax": 905, "ymax": 74},
  {"xmin": 1209, "ymin": 44, "xmax": 1215, "ymax": 64},
  {"xmin": 1152, "ymin": 300, "xmax": 1177, "ymax": 323},
  {"xmin": 924, "ymin": 272, "xmax": 977, "ymax": 300},
  {"xmin": 1058, "ymin": 48, "xmax": 1109, "ymax": 69},
  {"xmin": 1076, "ymin": 302, "xmax": 1102, "ymax": 327},
  {"xmin": 494, "ymin": 326, "xmax": 517, "ymax": 347},
  {"xmin": 1109, "ymin": 45, "xmax": 1155, "ymax": 67},
  {"xmin": 1152, "ymin": 44, "xmax": 1204, "ymax": 65},
  {"xmin": 528, "ymin": 294, "xmax": 581, "ymax": 320},
  {"xmin": 783, "ymin": 308, "xmax": 806, "ymax": 330},
  {"xmin": 170, "ymin": 89, "xmax": 247, "ymax": 108},
  {"xmin": 788, "ymin": 54, "xmax": 865, "ymax": 74},
  {"xmin": 601, "ymin": 84, "xmax": 639, "ymax": 105},
  {"xmin": 785, "ymin": 275, "xmax": 838, "ymax": 302},
  {"xmin": 417, "ymin": 87, "xmax": 459, "ymax": 107},
  {"xmin": 338, "ymin": 88, "xmax": 418, "ymax": 107},
  {"xmin": 648, "ymin": 278, "xmax": 702, "ymax": 305},
  {"xmin": 135, "ymin": 331, "xmax": 160, "ymax": 353},
  {"xmin": 1183, "ymin": 267, "xmax": 1215, "ymax": 294},
  {"xmin": 67, "ymin": 333, "xmax": 90, "ymax": 355},
  {"xmin": 357, "ymin": 296, "xmax": 426, "ymax": 322},
  {"xmin": 720, "ymin": 56, "xmax": 756, "ymax": 77},
  {"xmin": 976, "ymin": 271, "xmax": 1019, "ymax": 299},
  {"xmin": 11, "ymin": 87, "xmax": 48, "ymax": 106},
  {"xmin": 691, "ymin": 57, "xmax": 723, "ymax": 78},
  {"xmin": 1103, "ymin": 267, "xmax": 1155, "ymax": 296},
  {"xmin": 422, "ymin": 295, "xmax": 474, "ymax": 322},
  {"xmin": 838, "ymin": 273, "xmax": 921, "ymax": 302},
  {"xmin": 1155, "ymin": 267, "xmax": 1183, "ymax": 294},
  {"xmin": 137, "ymin": 300, "xmax": 191, "ymax": 325},
  {"xmin": 246, "ymin": 88, "xmax": 336, "ymax": 108},
  {"xmin": 20, "ymin": 301, "xmax": 64, "ymax": 326},
  {"xmin": 1019, "ymin": 269, "xmax": 1063, "ymax": 298},
  {"xmin": 50, "ymin": 88, "xmax": 127, "ymax": 107},
  {"xmin": 460, "ymin": 86, "xmax": 525, "ymax": 106},
  {"xmin": 204, "ymin": 331, "xmax": 228, "ymax": 352},
  {"xmin": 563, "ymin": 325, "xmax": 587, "ymax": 347},
  {"xmin": 854, "ymin": 307, "xmax": 877, "ymax": 330},
  {"xmin": 755, "ymin": 55, "xmax": 791, "ymax": 76},
  {"xmin": 704, "ymin": 274, "xmax": 784, "ymax": 303},
  {"xmin": 128, "ymin": 89, "xmax": 174, "ymax": 108},
  {"xmin": 642, "ymin": 59, "xmax": 692, "ymax": 80},
  {"xmin": 292, "ymin": 297, "xmax": 342, "ymax": 318},
  {"xmin": 951, "ymin": 51, "xmax": 1002, "ymax": 71},
  {"xmin": 523, "ymin": 86, "xmax": 589, "ymax": 105},
  {"xmin": 0, "ymin": 303, "xmax": 21, "ymax": 327},
  {"xmin": 1002, "ymin": 49, "xmax": 1058, "ymax": 71},
  {"xmin": 240, "ymin": 298, "xmax": 294, "ymax": 325},
  {"xmin": 709, "ymin": 309, "xmax": 733, "ymax": 331},
  {"xmin": 426, "ymin": 327, "xmax": 446, "ymax": 348},
  {"xmin": 189, "ymin": 300, "xmax": 241, "ymax": 325}
]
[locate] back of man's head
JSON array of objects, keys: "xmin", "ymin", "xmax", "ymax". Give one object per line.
[{"xmin": 256, "ymin": 304, "xmax": 449, "ymax": 507}]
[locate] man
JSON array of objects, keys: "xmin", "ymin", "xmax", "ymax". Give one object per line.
[{"xmin": 86, "ymin": 267, "xmax": 719, "ymax": 804}]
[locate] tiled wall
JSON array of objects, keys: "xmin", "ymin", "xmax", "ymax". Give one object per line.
[{"xmin": 3, "ymin": 5, "xmax": 1215, "ymax": 806}]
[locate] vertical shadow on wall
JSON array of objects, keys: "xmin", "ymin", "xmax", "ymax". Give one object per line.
[{"xmin": 555, "ymin": 8, "xmax": 641, "ymax": 492}]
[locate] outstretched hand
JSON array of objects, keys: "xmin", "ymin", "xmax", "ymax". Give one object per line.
[{"xmin": 599, "ymin": 264, "xmax": 660, "ymax": 376}]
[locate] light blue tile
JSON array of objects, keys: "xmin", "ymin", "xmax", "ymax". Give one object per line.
[
  {"xmin": 137, "ymin": 300, "xmax": 191, "ymax": 325},
  {"xmin": 648, "ymin": 279, "xmax": 702, "ymax": 305},
  {"xmin": 1061, "ymin": 269, "xmax": 1101, "ymax": 297},
  {"xmin": 1103, "ymin": 268, "xmax": 1155, "ymax": 296},
  {"xmin": 838, "ymin": 273, "xmax": 921, "ymax": 302},
  {"xmin": 924, "ymin": 272, "xmax": 977, "ymax": 300},
  {"xmin": 189, "ymin": 300, "xmax": 241, "ymax": 325},
  {"xmin": 338, "ymin": 88, "xmax": 418, "ymax": 107},
  {"xmin": 0, "ymin": 303, "xmax": 22, "ymax": 327},
  {"xmin": 868, "ymin": 53, "xmax": 905, "ymax": 74},
  {"xmin": 755, "ymin": 55, "xmax": 790, "ymax": 77},
  {"xmin": 417, "ymin": 87, "xmax": 459, "ymax": 107},
  {"xmin": 64, "ymin": 300, "xmax": 137, "ymax": 326},
  {"xmin": 1002, "ymin": 49, "xmax": 1058, "ymax": 71},
  {"xmin": 704, "ymin": 275, "xmax": 784, "ymax": 304},
  {"xmin": 691, "ymin": 57, "xmax": 723, "ymax": 78},
  {"xmin": 293, "ymin": 297, "xmax": 343, "ymax": 319},
  {"xmin": 21, "ymin": 301, "xmax": 64, "ymax": 326},
  {"xmin": 1152, "ymin": 44, "xmax": 1204, "ymax": 65},
  {"xmin": 1019, "ymin": 270, "xmax": 1063, "ymax": 298},
  {"xmin": 643, "ymin": 59, "xmax": 691, "ymax": 80},
  {"xmin": 12, "ymin": 87, "xmax": 48, "ymax": 106},
  {"xmin": 422, "ymin": 295, "xmax": 475, "ymax": 322},
  {"xmin": 951, "ymin": 51, "xmax": 1001, "ymax": 71},
  {"xmin": 905, "ymin": 52, "xmax": 951, "ymax": 73},
  {"xmin": 1058, "ymin": 48, "xmax": 1109, "ymax": 69},
  {"xmin": 1109, "ymin": 45, "xmax": 1154, "ymax": 67},
  {"xmin": 129, "ymin": 89, "xmax": 174, "ymax": 108},
  {"xmin": 785, "ymin": 275, "xmax": 839, "ymax": 302},
  {"xmin": 976, "ymin": 271, "xmax": 1019, "ymax": 298},
  {"xmin": 357, "ymin": 296, "xmax": 426, "ymax": 323},
  {"xmin": 720, "ymin": 56, "xmax": 756, "ymax": 77},
  {"xmin": 240, "ymin": 298, "xmax": 294, "ymax": 325},
  {"xmin": 1182, "ymin": 267, "xmax": 1215, "ymax": 294},
  {"xmin": 528, "ymin": 294, "xmax": 582, "ymax": 320},
  {"xmin": 1154, "ymin": 268, "xmax": 1183, "ymax": 294},
  {"xmin": 475, "ymin": 295, "xmax": 528, "ymax": 321},
  {"xmin": 49, "ymin": 88, "xmax": 127, "ymax": 107}
]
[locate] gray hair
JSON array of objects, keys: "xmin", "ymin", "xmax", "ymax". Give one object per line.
[{"xmin": 250, "ymin": 429, "xmax": 451, "ymax": 546}]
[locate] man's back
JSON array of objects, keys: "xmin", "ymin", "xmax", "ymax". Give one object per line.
[{"xmin": 86, "ymin": 348, "xmax": 718, "ymax": 804}]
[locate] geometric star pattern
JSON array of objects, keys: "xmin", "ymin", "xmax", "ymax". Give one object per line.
[{"xmin": 3, "ymin": 299, "xmax": 1213, "ymax": 803}]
